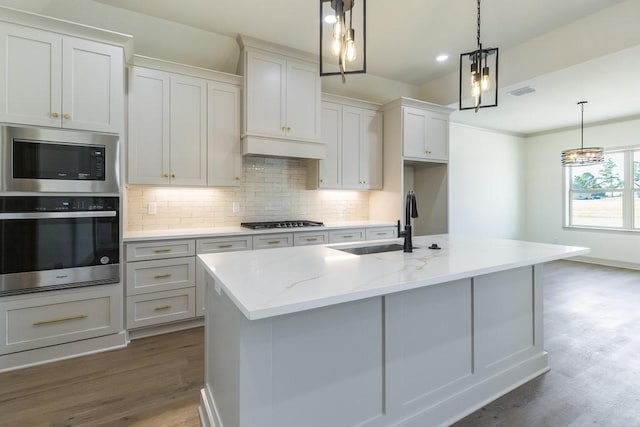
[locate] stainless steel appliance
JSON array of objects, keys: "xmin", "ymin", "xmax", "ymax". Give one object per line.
[
  {"xmin": 1, "ymin": 125, "xmax": 119, "ymax": 193},
  {"xmin": 0, "ymin": 195, "xmax": 120, "ymax": 296},
  {"xmin": 241, "ymin": 220, "xmax": 324, "ymax": 229}
]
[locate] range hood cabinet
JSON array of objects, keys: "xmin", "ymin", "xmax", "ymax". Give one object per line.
[{"xmin": 238, "ymin": 35, "xmax": 325, "ymax": 160}]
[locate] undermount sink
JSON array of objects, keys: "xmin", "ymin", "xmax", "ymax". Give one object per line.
[{"xmin": 336, "ymin": 243, "xmax": 417, "ymax": 255}]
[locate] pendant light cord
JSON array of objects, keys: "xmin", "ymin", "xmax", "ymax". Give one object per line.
[
  {"xmin": 477, "ymin": 0, "xmax": 481, "ymax": 48},
  {"xmin": 578, "ymin": 101, "xmax": 587, "ymax": 150}
]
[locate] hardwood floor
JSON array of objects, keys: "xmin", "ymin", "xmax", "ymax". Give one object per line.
[
  {"xmin": 455, "ymin": 260, "xmax": 640, "ymax": 426},
  {"xmin": 0, "ymin": 260, "xmax": 638, "ymax": 426},
  {"xmin": 0, "ymin": 328, "xmax": 203, "ymax": 427}
]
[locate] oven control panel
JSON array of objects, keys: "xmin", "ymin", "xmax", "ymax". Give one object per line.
[{"xmin": 0, "ymin": 196, "xmax": 118, "ymax": 213}]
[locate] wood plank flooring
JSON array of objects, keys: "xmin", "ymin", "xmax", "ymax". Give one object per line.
[
  {"xmin": 0, "ymin": 260, "xmax": 638, "ymax": 426},
  {"xmin": 0, "ymin": 328, "xmax": 203, "ymax": 427}
]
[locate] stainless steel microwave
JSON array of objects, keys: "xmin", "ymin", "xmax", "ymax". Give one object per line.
[{"xmin": 0, "ymin": 126, "xmax": 120, "ymax": 193}]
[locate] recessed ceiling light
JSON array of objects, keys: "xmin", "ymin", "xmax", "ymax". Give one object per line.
[
  {"xmin": 324, "ymin": 15, "xmax": 337, "ymax": 24},
  {"xmin": 436, "ymin": 54, "xmax": 449, "ymax": 62}
]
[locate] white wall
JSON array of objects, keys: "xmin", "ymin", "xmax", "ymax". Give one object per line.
[
  {"xmin": 449, "ymin": 124, "xmax": 525, "ymax": 239},
  {"xmin": 524, "ymin": 117, "xmax": 640, "ymax": 267}
]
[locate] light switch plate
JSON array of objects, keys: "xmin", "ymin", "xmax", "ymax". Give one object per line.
[
  {"xmin": 148, "ymin": 202, "xmax": 157, "ymax": 215},
  {"xmin": 232, "ymin": 202, "xmax": 240, "ymax": 213}
]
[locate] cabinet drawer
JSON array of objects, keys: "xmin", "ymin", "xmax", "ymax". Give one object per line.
[
  {"xmin": 126, "ymin": 240, "xmax": 196, "ymax": 262},
  {"xmin": 0, "ymin": 285, "xmax": 120, "ymax": 355},
  {"xmin": 197, "ymin": 236, "xmax": 253, "ymax": 253},
  {"xmin": 126, "ymin": 257, "xmax": 195, "ymax": 295},
  {"xmin": 328, "ymin": 229, "xmax": 366, "ymax": 243},
  {"xmin": 294, "ymin": 231, "xmax": 329, "ymax": 246},
  {"xmin": 127, "ymin": 288, "xmax": 195, "ymax": 329},
  {"xmin": 252, "ymin": 233, "xmax": 293, "ymax": 250},
  {"xmin": 366, "ymin": 227, "xmax": 397, "ymax": 241}
]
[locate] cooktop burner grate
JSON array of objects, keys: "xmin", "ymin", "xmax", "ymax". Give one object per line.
[{"xmin": 241, "ymin": 220, "xmax": 324, "ymax": 230}]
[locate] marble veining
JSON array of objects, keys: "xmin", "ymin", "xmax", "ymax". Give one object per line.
[{"xmin": 198, "ymin": 235, "xmax": 590, "ymax": 320}]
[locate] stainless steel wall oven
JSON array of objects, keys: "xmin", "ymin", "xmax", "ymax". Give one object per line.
[
  {"xmin": 0, "ymin": 196, "xmax": 120, "ymax": 295},
  {"xmin": 0, "ymin": 126, "xmax": 121, "ymax": 296}
]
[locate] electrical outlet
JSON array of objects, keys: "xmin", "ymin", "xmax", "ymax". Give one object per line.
[
  {"xmin": 232, "ymin": 202, "xmax": 240, "ymax": 214},
  {"xmin": 148, "ymin": 202, "xmax": 157, "ymax": 215}
]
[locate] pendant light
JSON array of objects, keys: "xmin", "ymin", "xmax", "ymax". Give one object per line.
[
  {"xmin": 459, "ymin": 0, "xmax": 499, "ymax": 112},
  {"xmin": 561, "ymin": 101, "xmax": 604, "ymax": 167},
  {"xmin": 319, "ymin": 0, "xmax": 366, "ymax": 83}
]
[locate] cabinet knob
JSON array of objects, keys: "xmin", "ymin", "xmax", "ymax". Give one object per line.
[
  {"xmin": 163, "ymin": 173, "xmax": 169, "ymax": 178},
  {"xmin": 51, "ymin": 112, "xmax": 59, "ymax": 118},
  {"xmin": 319, "ymin": 179, "xmax": 324, "ymax": 183},
  {"xmin": 287, "ymin": 126, "xmax": 291, "ymax": 131},
  {"xmin": 425, "ymin": 150, "xmax": 432, "ymax": 155},
  {"xmin": 235, "ymin": 176, "xmax": 240, "ymax": 181},
  {"xmin": 63, "ymin": 113, "xmax": 71, "ymax": 119},
  {"xmin": 171, "ymin": 173, "xmax": 176, "ymax": 178}
]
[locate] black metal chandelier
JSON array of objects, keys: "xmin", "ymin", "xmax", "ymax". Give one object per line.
[
  {"xmin": 459, "ymin": 0, "xmax": 499, "ymax": 112},
  {"xmin": 319, "ymin": 0, "xmax": 366, "ymax": 83},
  {"xmin": 561, "ymin": 101, "xmax": 604, "ymax": 167}
]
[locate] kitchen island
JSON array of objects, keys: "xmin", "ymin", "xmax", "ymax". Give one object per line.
[{"xmin": 197, "ymin": 235, "xmax": 588, "ymax": 427}]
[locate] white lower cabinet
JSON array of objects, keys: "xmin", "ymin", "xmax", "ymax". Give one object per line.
[
  {"xmin": 0, "ymin": 284, "xmax": 121, "ymax": 355},
  {"xmin": 366, "ymin": 227, "xmax": 397, "ymax": 240},
  {"xmin": 126, "ymin": 288, "xmax": 196, "ymax": 329},
  {"xmin": 125, "ymin": 226, "xmax": 395, "ymax": 331},
  {"xmin": 195, "ymin": 235, "xmax": 253, "ymax": 317},
  {"xmin": 125, "ymin": 240, "xmax": 198, "ymax": 330},
  {"xmin": 329, "ymin": 228, "xmax": 366, "ymax": 243},
  {"xmin": 294, "ymin": 231, "xmax": 329, "ymax": 246}
]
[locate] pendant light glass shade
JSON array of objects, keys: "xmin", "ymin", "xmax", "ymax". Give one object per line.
[
  {"xmin": 459, "ymin": 0, "xmax": 499, "ymax": 112},
  {"xmin": 561, "ymin": 101, "xmax": 604, "ymax": 167},
  {"xmin": 319, "ymin": 0, "xmax": 366, "ymax": 83}
]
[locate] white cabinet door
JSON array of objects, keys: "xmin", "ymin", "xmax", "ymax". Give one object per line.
[
  {"xmin": 128, "ymin": 66, "xmax": 170, "ymax": 185},
  {"xmin": 170, "ymin": 74, "xmax": 207, "ymax": 186},
  {"xmin": 245, "ymin": 50, "xmax": 286, "ymax": 137},
  {"xmin": 342, "ymin": 106, "xmax": 364, "ymax": 190},
  {"xmin": 318, "ymin": 102, "xmax": 342, "ymax": 189},
  {"xmin": 365, "ymin": 110, "xmax": 383, "ymax": 190},
  {"xmin": 403, "ymin": 106, "xmax": 449, "ymax": 162},
  {"xmin": 62, "ymin": 37, "xmax": 123, "ymax": 133},
  {"xmin": 0, "ymin": 24, "xmax": 62, "ymax": 127},
  {"xmin": 208, "ymin": 81, "xmax": 241, "ymax": 186},
  {"xmin": 425, "ymin": 112, "xmax": 449, "ymax": 162},
  {"xmin": 403, "ymin": 106, "xmax": 428, "ymax": 160},
  {"xmin": 286, "ymin": 58, "xmax": 321, "ymax": 141}
]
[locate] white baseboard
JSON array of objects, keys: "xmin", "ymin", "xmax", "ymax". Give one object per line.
[
  {"xmin": 569, "ymin": 256, "xmax": 640, "ymax": 271},
  {"xmin": 127, "ymin": 317, "xmax": 204, "ymax": 340}
]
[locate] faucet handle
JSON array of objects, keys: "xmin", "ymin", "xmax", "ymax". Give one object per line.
[{"xmin": 397, "ymin": 219, "xmax": 402, "ymax": 237}]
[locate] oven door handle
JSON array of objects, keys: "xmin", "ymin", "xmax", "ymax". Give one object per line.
[{"xmin": 0, "ymin": 211, "xmax": 117, "ymax": 220}]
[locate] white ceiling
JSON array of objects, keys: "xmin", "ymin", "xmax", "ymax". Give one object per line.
[{"xmin": 3, "ymin": 0, "xmax": 639, "ymax": 135}]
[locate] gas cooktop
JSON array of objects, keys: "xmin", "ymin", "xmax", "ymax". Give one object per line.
[{"xmin": 241, "ymin": 220, "xmax": 324, "ymax": 230}]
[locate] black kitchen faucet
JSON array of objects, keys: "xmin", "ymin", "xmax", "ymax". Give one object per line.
[{"xmin": 397, "ymin": 190, "xmax": 419, "ymax": 253}]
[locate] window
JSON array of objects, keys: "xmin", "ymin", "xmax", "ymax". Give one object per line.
[{"xmin": 565, "ymin": 148, "xmax": 639, "ymax": 230}]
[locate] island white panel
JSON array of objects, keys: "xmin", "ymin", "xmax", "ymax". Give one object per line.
[
  {"xmin": 270, "ymin": 298, "xmax": 384, "ymax": 427},
  {"xmin": 386, "ymin": 279, "xmax": 473, "ymax": 413},
  {"xmin": 474, "ymin": 266, "xmax": 535, "ymax": 370}
]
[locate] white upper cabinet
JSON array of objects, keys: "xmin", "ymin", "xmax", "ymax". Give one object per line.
[
  {"xmin": 310, "ymin": 95, "xmax": 382, "ymax": 191},
  {"xmin": 208, "ymin": 81, "xmax": 241, "ymax": 187},
  {"xmin": 0, "ymin": 23, "xmax": 123, "ymax": 133},
  {"xmin": 169, "ymin": 74, "xmax": 207, "ymax": 186},
  {"xmin": 317, "ymin": 102, "xmax": 342, "ymax": 189},
  {"xmin": 245, "ymin": 50, "xmax": 286, "ymax": 137},
  {"xmin": 238, "ymin": 35, "xmax": 324, "ymax": 159},
  {"xmin": 402, "ymin": 106, "xmax": 450, "ymax": 163},
  {"xmin": 129, "ymin": 67, "xmax": 206, "ymax": 186},
  {"xmin": 284, "ymin": 58, "xmax": 321, "ymax": 141},
  {"xmin": 128, "ymin": 57, "xmax": 241, "ymax": 187}
]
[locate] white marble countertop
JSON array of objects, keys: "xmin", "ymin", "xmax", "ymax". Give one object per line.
[
  {"xmin": 198, "ymin": 234, "xmax": 589, "ymax": 320},
  {"xmin": 123, "ymin": 220, "xmax": 396, "ymax": 242}
]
